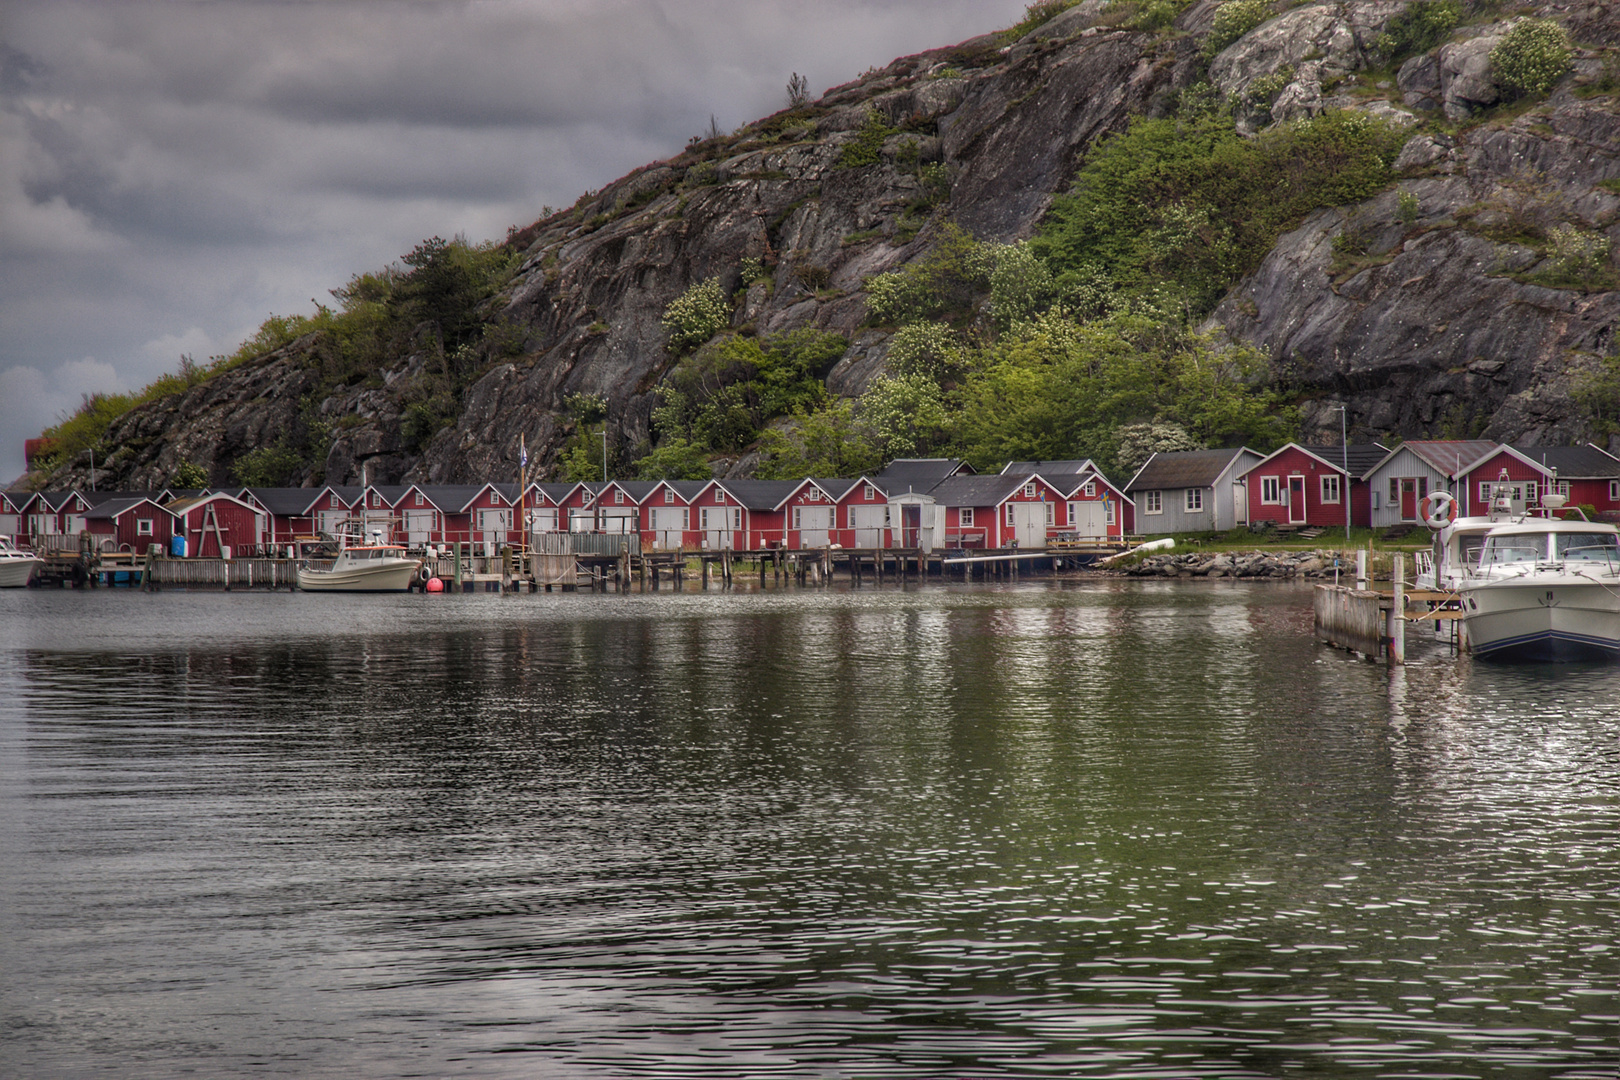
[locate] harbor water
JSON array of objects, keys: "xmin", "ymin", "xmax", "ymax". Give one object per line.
[{"xmin": 1, "ymin": 581, "xmax": 1616, "ymax": 1078}]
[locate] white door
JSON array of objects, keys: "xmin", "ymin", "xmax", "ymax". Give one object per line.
[
  {"xmin": 700, "ymin": 506, "xmax": 739, "ymax": 550},
  {"xmin": 477, "ymin": 508, "xmax": 511, "ymax": 554},
  {"xmin": 64, "ymin": 514, "xmax": 86, "ymax": 535},
  {"xmin": 649, "ymin": 506, "xmax": 686, "ymax": 549},
  {"xmin": 599, "ymin": 508, "xmax": 635, "ymax": 534},
  {"xmin": 1233, "ymin": 482, "xmax": 1248, "ymax": 525},
  {"xmin": 404, "ymin": 510, "xmax": 435, "ymax": 545},
  {"xmin": 1012, "ymin": 502, "xmax": 1046, "ymax": 548},
  {"xmin": 317, "ymin": 510, "xmax": 348, "ymax": 536},
  {"xmin": 849, "ymin": 504, "xmax": 887, "ymax": 548},
  {"xmin": 0, "ymin": 514, "xmax": 18, "ymax": 538},
  {"xmin": 1068, "ymin": 501, "xmax": 1106, "ymax": 540},
  {"xmin": 795, "ymin": 506, "xmax": 834, "ymax": 547}
]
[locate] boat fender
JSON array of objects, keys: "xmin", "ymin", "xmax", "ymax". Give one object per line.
[
  {"xmin": 418, "ymin": 564, "xmax": 431, "ymax": 582},
  {"xmin": 1419, "ymin": 491, "xmax": 1457, "ymax": 529},
  {"xmin": 425, "ymin": 577, "xmax": 444, "ymax": 594}
]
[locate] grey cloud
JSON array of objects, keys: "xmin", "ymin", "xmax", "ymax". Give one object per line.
[{"xmin": 0, "ymin": 0, "xmax": 1027, "ymax": 482}]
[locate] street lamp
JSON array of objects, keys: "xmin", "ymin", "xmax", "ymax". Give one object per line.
[{"xmin": 1331, "ymin": 403, "xmax": 1350, "ymax": 547}]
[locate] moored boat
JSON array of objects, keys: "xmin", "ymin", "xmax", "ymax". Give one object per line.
[
  {"xmin": 296, "ymin": 524, "xmax": 423, "ymax": 593},
  {"xmin": 0, "ymin": 535, "xmax": 42, "ymax": 588},
  {"xmin": 1457, "ymin": 515, "xmax": 1620, "ymax": 662}
]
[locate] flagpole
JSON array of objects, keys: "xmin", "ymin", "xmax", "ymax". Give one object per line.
[{"xmin": 518, "ymin": 435, "xmax": 529, "ymax": 554}]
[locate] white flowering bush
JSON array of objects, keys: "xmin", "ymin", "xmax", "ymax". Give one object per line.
[
  {"xmin": 1204, "ymin": 0, "xmax": 1274, "ymax": 57},
  {"xmin": 885, "ymin": 322, "xmax": 965, "ymax": 379},
  {"xmin": 662, "ymin": 276, "xmax": 730, "ymax": 353},
  {"xmin": 1491, "ymin": 19, "xmax": 1572, "ymax": 99}
]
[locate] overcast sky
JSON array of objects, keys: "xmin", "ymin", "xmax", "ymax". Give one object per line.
[{"xmin": 0, "ymin": 0, "xmax": 1028, "ymax": 485}]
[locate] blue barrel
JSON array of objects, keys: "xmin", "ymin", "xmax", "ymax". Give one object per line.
[{"xmin": 170, "ymin": 534, "xmax": 187, "ymax": 558}]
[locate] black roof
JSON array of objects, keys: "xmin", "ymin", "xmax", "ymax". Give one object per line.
[
  {"xmin": 1510, "ymin": 444, "xmax": 1620, "ymax": 478},
  {"xmin": 1126, "ymin": 449, "xmax": 1254, "ymax": 492}
]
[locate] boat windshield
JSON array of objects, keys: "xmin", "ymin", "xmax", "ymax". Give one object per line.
[
  {"xmin": 1479, "ymin": 533, "xmax": 1548, "ymax": 566},
  {"xmin": 1554, "ymin": 531, "xmax": 1620, "ymax": 564}
]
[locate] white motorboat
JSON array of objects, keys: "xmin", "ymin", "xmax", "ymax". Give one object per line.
[
  {"xmin": 296, "ymin": 525, "xmax": 423, "ymax": 593},
  {"xmin": 1457, "ymin": 516, "xmax": 1620, "ymax": 662},
  {"xmin": 0, "ymin": 535, "xmax": 41, "ymax": 588}
]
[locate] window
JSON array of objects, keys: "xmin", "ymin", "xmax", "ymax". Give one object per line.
[
  {"xmin": 1612, "ymin": 480, "xmax": 1620, "ymax": 501},
  {"xmin": 664, "ymin": 487, "xmax": 675, "ymax": 504},
  {"xmin": 1023, "ymin": 482, "xmax": 1036, "ymax": 498},
  {"xmin": 1185, "ymin": 488, "xmax": 1204, "ymax": 512},
  {"xmin": 1389, "ymin": 478, "xmax": 1400, "ymax": 502},
  {"xmin": 1105, "ymin": 501, "xmax": 1116, "ymax": 526},
  {"xmin": 865, "ymin": 485, "xmax": 876, "ymax": 501},
  {"xmin": 715, "ymin": 490, "xmax": 726, "ymax": 504},
  {"xmin": 136, "ymin": 518, "xmax": 154, "ymax": 535},
  {"xmin": 1045, "ymin": 502, "xmax": 1054, "ymax": 526},
  {"xmin": 807, "ymin": 488, "xmax": 821, "ymax": 501},
  {"xmin": 1083, "ymin": 481, "xmax": 1096, "ymax": 497},
  {"xmin": 614, "ymin": 489, "xmax": 624, "ymax": 504},
  {"xmin": 793, "ymin": 507, "xmax": 802, "ymax": 528},
  {"xmin": 1321, "ymin": 475, "xmax": 1341, "ymax": 504},
  {"xmin": 960, "ymin": 507, "xmax": 973, "ymax": 527},
  {"xmin": 1261, "ymin": 476, "xmax": 1281, "ymax": 504},
  {"xmin": 1006, "ymin": 503, "xmax": 1016, "ymax": 526},
  {"xmin": 1144, "ymin": 491, "xmax": 1163, "ymax": 514},
  {"xmin": 415, "ymin": 492, "xmax": 424, "ymax": 506}
]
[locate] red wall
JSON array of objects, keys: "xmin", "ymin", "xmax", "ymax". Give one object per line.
[{"xmin": 1247, "ymin": 447, "xmax": 1350, "ymax": 528}]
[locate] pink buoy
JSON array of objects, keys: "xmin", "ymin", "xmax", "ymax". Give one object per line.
[{"xmin": 425, "ymin": 577, "xmax": 444, "ymax": 593}]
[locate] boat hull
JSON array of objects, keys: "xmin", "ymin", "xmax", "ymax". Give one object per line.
[
  {"xmin": 1460, "ymin": 579, "xmax": 1620, "ymax": 662},
  {"xmin": 296, "ymin": 559, "xmax": 421, "ymax": 593},
  {"xmin": 0, "ymin": 557, "xmax": 41, "ymax": 588}
]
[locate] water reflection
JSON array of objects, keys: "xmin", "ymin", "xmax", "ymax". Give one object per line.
[{"xmin": 1, "ymin": 583, "xmax": 1616, "ymax": 1078}]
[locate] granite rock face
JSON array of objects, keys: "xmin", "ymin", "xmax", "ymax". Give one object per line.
[{"xmin": 39, "ymin": 2, "xmax": 1620, "ymax": 491}]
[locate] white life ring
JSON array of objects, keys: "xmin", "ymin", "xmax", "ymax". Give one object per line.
[{"xmin": 1419, "ymin": 491, "xmax": 1457, "ymax": 529}]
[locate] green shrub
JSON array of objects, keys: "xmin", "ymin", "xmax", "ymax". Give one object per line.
[
  {"xmin": 838, "ymin": 109, "xmax": 897, "ymax": 168},
  {"xmin": 1204, "ymin": 0, "xmax": 1274, "ymax": 57},
  {"xmin": 860, "ymin": 373, "xmax": 953, "ymax": 458},
  {"xmin": 1542, "ymin": 222, "xmax": 1615, "ymax": 288},
  {"xmin": 756, "ymin": 399, "xmax": 881, "ymax": 480},
  {"xmin": 634, "ymin": 438, "xmax": 714, "ymax": 480},
  {"xmin": 662, "ymin": 277, "xmax": 731, "ymax": 353},
  {"xmin": 1373, "ymin": 0, "xmax": 1462, "ymax": 64},
  {"xmin": 172, "ymin": 461, "xmax": 209, "ymax": 489},
  {"xmin": 1034, "ymin": 109, "xmax": 1408, "ymax": 317},
  {"xmin": 989, "ymin": 241, "xmax": 1057, "ymax": 329},
  {"xmin": 1001, "ymin": 0, "xmax": 1084, "ymax": 41},
  {"xmin": 1491, "ymin": 18, "xmax": 1573, "ymax": 100},
  {"xmin": 884, "ymin": 322, "xmax": 967, "ymax": 379},
  {"xmin": 230, "ymin": 444, "xmax": 305, "ymax": 487},
  {"xmin": 863, "ymin": 223, "xmax": 995, "ymax": 325}
]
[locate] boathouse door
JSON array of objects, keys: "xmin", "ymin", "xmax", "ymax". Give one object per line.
[
  {"xmin": 1399, "ymin": 478, "xmax": 1420, "ymax": 520},
  {"xmin": 1011, "ymin": 502, "xmax": 1046, "ymax": 548},
  {"xmin": 477, "ymin": 508, "xmax": 511, "ymax": 555},
  {"xmin": 701, "ymin": 506, "xmax": 739, "ymax": 550},
  {"xmin": 1287, "ymin": 476, "xmax": 1307, "ymax": 524},
  {"xmin": 1069, "ymin": 500, "xmax": 1105, "ymax": 540},
  {"xmin": 648, "ymin": 507, "xmax": 684, "ymax": 549},
  {"xmin": 404, "ymin": 510, "xmax": 434, "ymax": 545},
  {"xmin": 849, "ymin": 505, "xmax": 886, "ymax": 548},
  {"xmin": 795, "ymin": 506, "xmax": 833, "ymax": 547}
]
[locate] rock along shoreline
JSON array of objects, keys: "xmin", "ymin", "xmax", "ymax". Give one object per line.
[{"xmin": 1106, "ymin": 549, "xmax": 1354, "ymax": 580}]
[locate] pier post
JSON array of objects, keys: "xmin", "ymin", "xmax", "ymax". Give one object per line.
[
  {"xmin": 1356, "ymin": 548, "xmax": 1368, "ymax": 590},
  {"xmin": 1389, "ymin": 554, "xmax": 1406, "ymax": 665}
]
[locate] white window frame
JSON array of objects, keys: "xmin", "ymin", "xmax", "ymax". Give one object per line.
[
  {"xmin": 1185, "ymin": 488, "xmax": 1204, "ymax": 513},
  {"xmin": 1611, "ymin": 480, "xmax": 1620, "ymax": 501},
  {"xmin": 1105, "ymin": 501, "xmax": 1116, "ymax": 526},
  {"xmin": 1083, "ymin": 481, "xmax": 1096, "ymax": 497},
  {"xmin": 1321, "ymin": 474, "xmax": 1341, "ymax": 504},
  {"xmin": 865, "ymin": 485, "xmax": 876, "ymax": 501},
  {"xmin": 1005, "ymin": 503, "xmax": 1015, "ymax": 526},
  {"xmin": 614, "ymin": 489, "xmax": 624, "ymax": 504},
  {"xmin": 415, "ymin": 492, "xmax": 425, "ymax": 506},
  {"xmin": 1143, "ymin": 491, "xmax": 1163, "ymax": 515},
  {"xmin": 960, "ymin": 507, "xmax": 973, "ymax": 527},
  {"xmin": 1045, "ymin": 502, "xmax": 1054, "ymax": 526},
  {"xmin": 792, "ymin": 507, "xmax": 802, "ymax": 529},
  {"xmin": 715, "ymin": 490, "xmax": 726, "ymax": 504},
  {"xmin": 1261, "ymin": 476, "xmax": 1281, "ymax": 504},
  {"xmin": 1023, "ymin": 482, "xmax": 1036, "ymax": 498},
  {"xmin": 136, "ymin": 517, "xmax": 154, "ymax": 535},
  {"xmin": 664, "ymin": 487, "xmax": 676, "ymax": 503}
]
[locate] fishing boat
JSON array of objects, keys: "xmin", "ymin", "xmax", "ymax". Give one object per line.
[
  {"xmin": 296, "ymin": 523, "xmax": 423, "ymax": 593},
  {"xmin": 0, "ymin": 535, "xmax": 41, "ymax": 588},
  {"xmin": 1457, "ymin": 503, "xmax": 1620, "ymax": 662}
]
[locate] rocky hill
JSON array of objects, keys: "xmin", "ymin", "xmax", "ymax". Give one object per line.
[{"xmin": 31, "ymin": 0, "xmax": 1620, "ymax": 491}]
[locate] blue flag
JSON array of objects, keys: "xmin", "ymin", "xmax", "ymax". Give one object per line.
[{"xmin": 520, "ymin": 435, "xmax": 528, "ymax": 469}]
